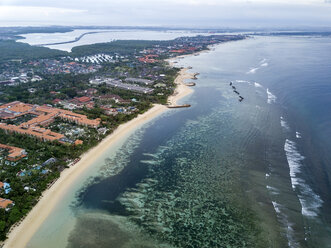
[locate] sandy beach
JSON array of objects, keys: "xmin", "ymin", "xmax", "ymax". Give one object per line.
[
  {"xmin": 3, "ymin": 64, "xmax": 195, "ymax": 248},
  {"xmin": 167, "ymin": 68, "xmax": 194, "ymax": 106}
]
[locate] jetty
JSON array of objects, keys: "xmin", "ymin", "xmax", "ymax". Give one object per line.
[{"xmin": 167, "ymin": 104, "xmax": 191, "ymax": 109}]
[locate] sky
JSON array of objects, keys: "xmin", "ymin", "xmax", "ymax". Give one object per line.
[{"xmin": 1, "ymin": 0, "xmax": 331, "ymax": 28}]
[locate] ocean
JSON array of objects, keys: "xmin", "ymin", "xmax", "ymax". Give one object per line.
[{"xmin": 28, "ymin": 35, "xmax": 331, "ymax": 248}]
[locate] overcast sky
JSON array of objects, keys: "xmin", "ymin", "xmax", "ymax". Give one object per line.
[{"xmin": 1, "ymin": 0, "xmax": 331, "ymax": 28}]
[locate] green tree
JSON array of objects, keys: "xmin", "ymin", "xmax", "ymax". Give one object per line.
[{"xmin": 0, "ymin": 221, "xmax": 6, "ymax": 232}]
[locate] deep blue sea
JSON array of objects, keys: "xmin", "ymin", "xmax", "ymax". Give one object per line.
[{"xmin": 29, "ymin": 35, "xmax": 331, "ymax": 248}]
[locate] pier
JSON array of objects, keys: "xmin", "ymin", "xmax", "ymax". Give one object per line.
[{"xmin": 167, "ymin": 104, "xmax": 191, "ymax": 109}]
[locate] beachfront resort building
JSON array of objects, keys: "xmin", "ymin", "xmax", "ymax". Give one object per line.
[
  {"xmin": 0, "ymin": 101, "xmax": 101, "ymax": 144},
  {"xmin": 0, "ymin": 144, "xmax": 27, "ymax": 161},
  {"xmin": 0, "ymin": 184, "xmax": 14, "ymax": 209},
  {"xmin": 0, "ymin": 198, "xmax": 13, "ymax": 209}
]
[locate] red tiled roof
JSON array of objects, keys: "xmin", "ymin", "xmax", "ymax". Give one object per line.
[
  {"xmin": 76, "ymin": 96, "xmax": 91, "ymax": 103},
  {"xmin": 0, "ymin": 101, "xmax": 101, "ymax": 142},
  {"xmin": 0, "ymin": 198, "xmax": 13, "ymax": 208}
]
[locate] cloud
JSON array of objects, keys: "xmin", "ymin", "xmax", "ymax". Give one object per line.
[
  {"xmin": 0, "ymin": 0, "xmax": 331, "ymax": 28},
  {"xmin": 0, "ymin": 6, "xmax": 87, "ymax": 26}
]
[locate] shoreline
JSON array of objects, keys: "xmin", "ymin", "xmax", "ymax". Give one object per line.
[
  {"xmin": 3, "ymin": 60, "xmax": 196, "ymax": 248},
  {"xmin": 167, "ymin": 68, "xmax": 194, "ymax": 106}
]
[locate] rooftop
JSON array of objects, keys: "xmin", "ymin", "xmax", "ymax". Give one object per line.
[{"xmin": 0, "ymin": 198, "xmax": 13, "ymax": 209}]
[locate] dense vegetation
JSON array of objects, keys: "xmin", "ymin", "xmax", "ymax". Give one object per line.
[{"xmin": 0, "ymin": 40, "xmax": 67, "ymax": 62}]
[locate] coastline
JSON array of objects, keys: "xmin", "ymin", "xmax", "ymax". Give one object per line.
[
  {"xmin": 3, "ymin": 61, "xmax": 195, "ymax": 248},
  {"xmin": 167, "ymin": 68, "xmax": 194, "ymax": 106}
]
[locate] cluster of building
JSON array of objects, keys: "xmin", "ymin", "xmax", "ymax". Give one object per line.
[
  {"xmin": 0, "ymin": 182, "xmax": 13, "ymax": 209},
  {"xmin": 138, "ymin": 35, "xmax": 245, "ymax": 60},
  {"xmin": 99, "ymin": 94, "xmax": 132, "ymax": 104},
  {"xmin": 52, "ymin": 89, "xmax": 98, "ymax": 110},
  {"xmin": 0, "ymin": 144, "xmax": 27, "ymax": 161},
  {"xmin": 0, "ymin": 56, "xmax": 103, "ymax": 87},
  {"xmin": 0, "ymin": 101, "xmax": 101, "ymax": 144},
  {"xmin": 74, "ymin": 54, "xmax": 116, "ymax": 64},
  {"xmin": 125, "ymin": 78, "xmax": 154, "ymax": 86},
  {"xmin": 0, "ymin": 70, "xmax": 42, "ymax": 86},
  {"xmin": 90, "ymin": 77, "xmax": 154, "ymax": 94},
  {"xmin": 69, "ymin": 96, "xmax": 95, "ymax": 109},
  {"xmin": 138, "ymin": 54, "xmax": 159, "ymax": 63},
  {"xmin": 29, "ymin": 59, "xmax": 102, "ymax": 75},
  {"xmin": 16, "ymin": 158, "xmax": 56, "ymax": 178}
]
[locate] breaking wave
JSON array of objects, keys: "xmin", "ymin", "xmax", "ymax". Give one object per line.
[
  {"xmin": 266, "ymin": 185, "xmax": 280, "ymax": 195},
  {"xmin": 236, "ymin": 79, "xmax": 250, "ymax": 83},
  {"xmin": 271, "ymin": 201, "xmax": 300, "ymax": 248},
  {"xmin": 254, "ymin": 82, "xmax": 263, "ymax": 88},
  {"xmin": 284, "ymin": 139, "xmax": 323, "ymax": 217},
  {"xmin": 246, "ymin": 59, "xmax": 269, "ymax": 74},
  {"xmin": 247, "ymin": 67, "xmax": 259, "ymax": 74},
  {"xmin": 260, "ymin": 58, "xmax": 267, "ymax": 64},
  {"xmin": 280, "ymin": 116, "xmax": 290, "ymax": 131},
  {"xmin": 267, "ymin": 88, "xmax": 277, "ymax": 104}
]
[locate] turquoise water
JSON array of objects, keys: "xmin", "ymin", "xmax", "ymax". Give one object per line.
[{"xmin": 29, "ymin": 36, "xmax": 331, "ymax": 247}]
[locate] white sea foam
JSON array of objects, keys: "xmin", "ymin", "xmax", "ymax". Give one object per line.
[
  {"xmin": 140, "ymin": 160, "xmax": 160, "ymax": 165},
  {"xmin": 271, "ymin": 201, "xmax": 300, "ymax": 248},
  {"xmin": 272, "ymin": 201, "xmax": 282, "ymax": 214},
  {"xmin": 142, "ymin": 153, "xmax": 159, "ymax": 159},
  {"xmin": 254, "ymin": 82, "xmax": 263, "ymax": 88},
  {"xmin": 296, "ymin": 132, "xmax": 302, "ymax": 139},
  {"xmin": 284, "ymin": 139, "xmax": 323, "ymax": 217},
  {"xmin": 260, "ymin": 58, "xmax": 267, "ymax": 64},
  {"xmin": 236, "ymin": 80, "xmax": 249, "ymax": 83},
  {"xmin": 246, "ymin": 59, "xmax": 268, "ymax": 74},
  {"xmin": 267, "ymin": 88, "xmax": 277, "ymax": 104},
  {"xmin": 247, "ymin": 67, "xmax": 259, "ymax": 74},
  {"xmin": 284, "ymin": 140, "xmax": 305, "ymax": 190},
  {"xmin": 235, "ymin": 80, "xmax": 253, "ymax": 86},
  {"xmin": 280, "ymin": 116, "xmax": 290, "ymax": 131},
  {"xmin": 267, "ymin": 185, "xmax": 280, "ymax": 195}
]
